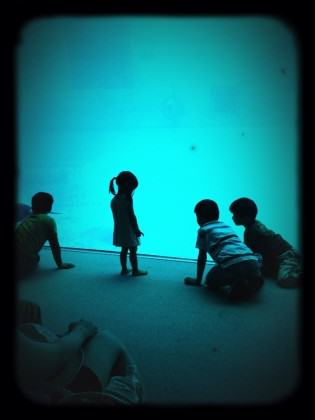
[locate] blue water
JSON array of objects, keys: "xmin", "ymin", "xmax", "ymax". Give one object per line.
[{"xmin": 16, "ymin": 17, "xmax": 300, "ymax": 259}]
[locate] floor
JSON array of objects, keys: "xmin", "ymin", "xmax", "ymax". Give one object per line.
[{"xmin": 16, "ymin": 247, "xmax": 302, "ymax": 406}]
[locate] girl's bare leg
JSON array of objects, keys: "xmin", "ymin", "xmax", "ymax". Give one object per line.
[
  {"xmin": 120, "ymin": 247, "xmax": 129, "ymax": 274},
  {"xmin": 129, "ymin": 247, "xmax": 138, "ymax": 273},
  {"xmin": 130, "ymin": 247, "xmax": 148, "ymax": 276}
]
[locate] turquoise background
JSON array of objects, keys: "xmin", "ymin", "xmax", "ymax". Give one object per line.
[{"xmin": 16, "ymin": 17, "xmax": 300, "ymax": 259}]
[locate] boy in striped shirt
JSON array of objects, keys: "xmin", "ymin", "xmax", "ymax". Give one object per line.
[{"xmin": 184, "ymin": 199, "xmax": 263, "ymax": 302}]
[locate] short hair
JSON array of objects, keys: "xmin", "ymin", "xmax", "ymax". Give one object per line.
[
  {"xmin": 229, "ymin": 197, "xmax": 258, "ymax": 219},
  {"xmin": 31, "ymin": 192, "xmax": 53, "ymax": 214},
  {"xmin": 194, "ymin": 199, "xmax": 219, "ymax": 222}
]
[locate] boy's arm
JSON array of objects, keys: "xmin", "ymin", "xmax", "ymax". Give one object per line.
[
  {"xmin": 48, "ymin": 232, "xmax": 74, "ymax": 269},
  {"xmin": 48, "ymin": 232, "xmax": 62, "ymax": 267},
  {"xmin": 184, "ymin": 249, "xmax": 207, "ymax": 286},
  {"xmin": 196, "ymin": 249, "xmax": 207, "ymax": 284}
]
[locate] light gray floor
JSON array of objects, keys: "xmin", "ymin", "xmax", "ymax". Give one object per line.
[{"xmin": 17, "ymin": 248, "xmax": 302, "ymax": 406}]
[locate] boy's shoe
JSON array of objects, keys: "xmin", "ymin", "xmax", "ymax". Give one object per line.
[
  {"xmin": 121, "ymin": 269, "xmax": 132, "ymax": 275},
  {"xmin": 132, "ymin": 270, "xmax": 148, "ymax": 276}
]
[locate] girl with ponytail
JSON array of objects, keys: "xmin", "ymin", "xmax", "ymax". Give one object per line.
[{"xmin": 109, "ymin": 171, "xmax": 148, "ymax": 276}]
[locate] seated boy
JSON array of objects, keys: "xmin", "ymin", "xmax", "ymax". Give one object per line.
[
  {"xmin": 184, "ymin": 199, "xmax": 263, "ymax": 302},
  {"xmin": 15, "ymin": 192, "xmax": 75, "ymax": 277},
  {"xmin": 229, "ymin": 197, "xmax": 302, "ymax": 288}
]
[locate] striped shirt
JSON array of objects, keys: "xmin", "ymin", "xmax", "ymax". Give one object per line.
[{"xmin": 196, "ymin": 220, "xmax": 258, "ymax": 268}]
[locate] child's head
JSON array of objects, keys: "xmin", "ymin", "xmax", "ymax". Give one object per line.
[
  {"xmin": 229, "ymin": 197, "xmax": 257, "ymax": 226},
  {"xmin": 31, "ymin": 192, "xmax": 54, "ymax": 214},
  {"xmin": 109, "ymin": 171, "xmax": 138, "ymax": 196},
  {"xmin": 194, "ymin": 199, "xmax": 219, "ymax": 226}
]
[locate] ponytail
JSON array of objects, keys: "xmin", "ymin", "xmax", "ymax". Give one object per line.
[
  {"xmin": 110, "ymin": 171, "xmax": 138, "ymax": 199},
  {"xmin": 109, "ymin": 177, "xmax": 117, "ymax": 195}
]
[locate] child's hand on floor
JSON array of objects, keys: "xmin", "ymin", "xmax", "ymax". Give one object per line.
[{"xmin": 184, "ymin": 277, "xmax": 201, "ymax": 286}]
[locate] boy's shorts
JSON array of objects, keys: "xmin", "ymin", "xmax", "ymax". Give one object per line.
[{"xmin": 206, "ymin": 260, "xmax": 264, "ymax": 301}]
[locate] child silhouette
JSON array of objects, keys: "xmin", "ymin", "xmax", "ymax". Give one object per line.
[
  {"xmin": 15, "ymin": 192, "xmax": 75, "ymax": 277},
  {"xmin": 229, "ymin": 197, "xmax": 302, "ymax": 288},
  {"xmin": 109, "ymin": 171, "xmax": 148, "ymax": 277}
]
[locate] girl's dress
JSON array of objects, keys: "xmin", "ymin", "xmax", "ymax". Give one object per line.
[{"xmin": 111, "ymin": 194, "xmax": 140, "ymax": 247}]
